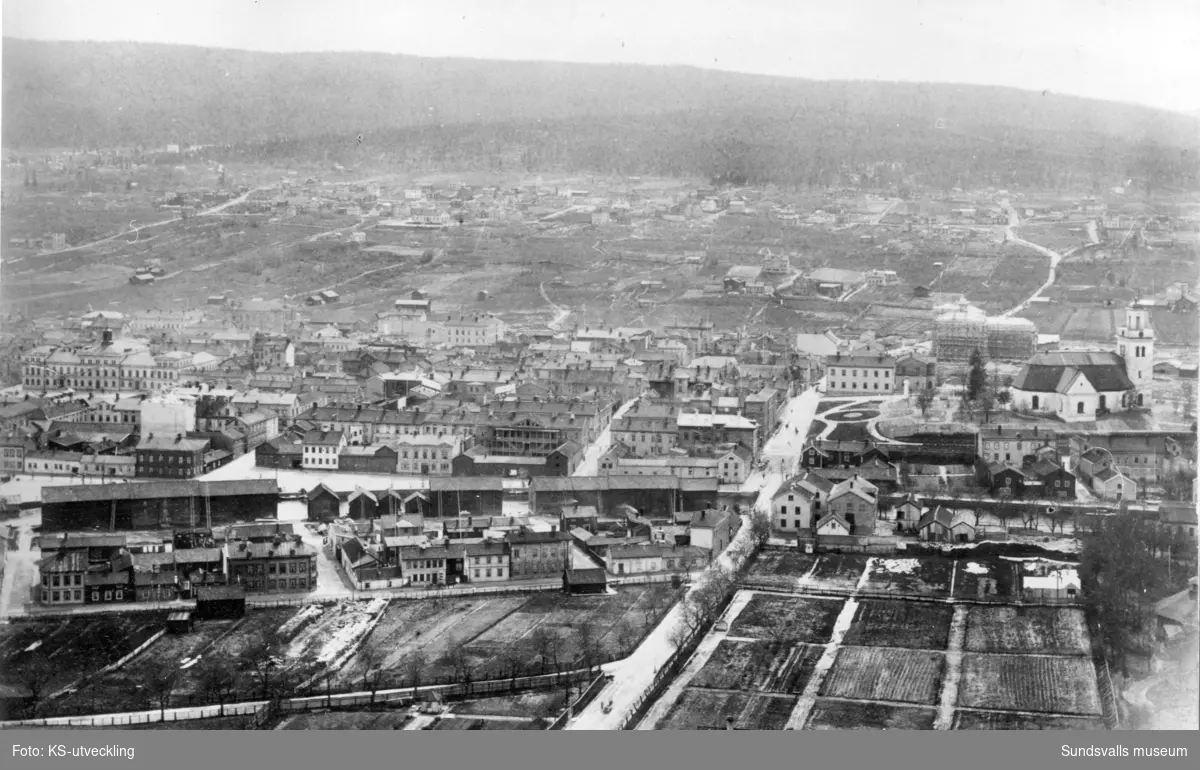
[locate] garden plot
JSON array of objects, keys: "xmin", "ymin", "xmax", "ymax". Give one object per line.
[
  {"xmin": 863, "ymin": 556, "xmax": 954, "ymax": 597},
  {"xmin": 807, "ymin": 554, "xmax": 871, "ymax": 590},
  {"xmin": 659, "ymin": 689, "xmax": 798, "ymax": 730},
  {"xmin": 743, "ymin": 551, "xmax": 818, "ymax": 583},
  {"xmin": 727, "ymin": 595, "xmax": 844, "ymax": 644},
  {"xmin": 952, "ymin": 557, "xmax": 1021, "ymax": 601},
  {"xmin": 958, "ymin": 654, "xmax": 1102, "ymax": 715},
  {"xmin": 820, "ymin": 647, "xmax": 945, "ymax": 705},
  {"xmin": 285, "ymin": 599, "xmax": 386, "ymax": 668},
  {"xmin": 690, "ymin": 640, "xmax": 825, "ymax": 693},
  {"xmin": 430, "ymin": 716, "xmax": 536, "ymax": 730},
  {"xmin": 964, "ymin": 606, "xmax": 1090, "ymax": 655},
  {"xmin": 952, "ymin": 709, "xmax": 1105, "ymax": 731},
  {"xmin": 842, "ymin": 601, "xmax": 954, "ymax": 650},
  {"xmin": 171, "ymin": 607, "xmax": 301, "ymax": 700},
  {"xmin": 805, "ymin": 699, "xmax": 937, "ymax": 730}
]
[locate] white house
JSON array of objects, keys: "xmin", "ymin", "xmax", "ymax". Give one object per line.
[{"xmin": 771, "ymin": 472, "xmax": 835, "ymax": 534}]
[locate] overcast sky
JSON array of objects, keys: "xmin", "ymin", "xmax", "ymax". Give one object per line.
[{"xmin": 4, "ymin": 0, "xmax": 1198, "ymax": 115}]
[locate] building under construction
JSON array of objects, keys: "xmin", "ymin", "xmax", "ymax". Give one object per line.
[
  {"xmin": 39, "ymin": 479, "xmax": 280, "ymax": 533},
  {"xmin": 934, "ymin": 299, "xmax": 1036, "ymax": 363}
]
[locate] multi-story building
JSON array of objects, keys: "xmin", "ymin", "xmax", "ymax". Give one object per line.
[
  {"xmin": 507, "ymin": 530, "xmax": 571, "ymax": 579},
  {"xmin": 397, "ymin": 543, "xmax": 450, "ymax": 585},
  {"xmin": 21, "ymin": 331, "xmax": 186, "ymax": 393},
  {"xmin": 0, "ymin": 434, "xmax": 30, "ymax": 474},
  {"xmin": 439, "ymin": 313, "xmax": 506, "ymax": 347},
  {"xmin": 225, "ymin": 539, "xmax": 317, "ymax": 593},
  {"xmin": 302, "ymin": 430, "xmax": 347, "ymax": 469},
  {"xmin": 822, "ymin": 353, "xmax": 896, "ymax": 395},
  {"xmin": 609, "ymin": 403, "xmax": 679, "ymax": 457},
  {"xmin": 676, "ymin": 412, "xmax": 758, "ymax": 453},
  {"xmin": 894, "ymin": 354, "xmax": 937, "ymax": 394},
  {"xmin": 463, "ymin": 540, "xmax": 510, "ymax": 583},
  {"xmin": 135, "ymin": 435, "xmax": 211, "ymax": 479},
  {"xmin": 250, "ymin": 332, "xmax": 295, "ymax": 370},
  {"xmin": 395, "ymin": 434, "xmax": 462, "ymax": 475}
]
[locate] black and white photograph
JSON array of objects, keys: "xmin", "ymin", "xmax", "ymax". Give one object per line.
[{"xmin": 0, "ymin": 0, "xmax": 1197, "ymax": 749}]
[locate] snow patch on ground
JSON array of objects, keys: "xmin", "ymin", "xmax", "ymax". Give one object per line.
[
  {"xmin": 312, "ymin": 598, "xmax": 388, "ymax": 665},
  {"xmin": 876, "ymin": 558, "xmax": 920, "ymax": 574},
  {"xmin": 963, "ymin": 562, "xmax": 989, "ymax": 575},
  {"xmin": 279, "ymin": 605, "xmax": 324, "ymax": 639},
  {"xmin": 23, "ymin": 641, "xmax": 42, "ymax": 652}
]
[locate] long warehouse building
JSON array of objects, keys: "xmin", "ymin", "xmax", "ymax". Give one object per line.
[{"xmin": 40, "ymin": 479, "xmax": 281, "ymax": 533}]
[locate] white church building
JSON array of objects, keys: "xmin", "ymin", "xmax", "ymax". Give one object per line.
[{"xmin": 1010, "ymin": 303, "xmax": 1153, "ymax": 423}]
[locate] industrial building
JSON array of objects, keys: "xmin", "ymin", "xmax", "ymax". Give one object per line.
[{"xmin": 40, "ymin": 479, "xmax": 280, "ymax": 533}]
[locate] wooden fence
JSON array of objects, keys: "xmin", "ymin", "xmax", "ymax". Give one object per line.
[
  {"xmin": 0, "ymin": 669, "xmax": 601, "ymax": 730},
  {"xmin": 548, "ymin": 672, "xmax": 611, "ymax": 730}
]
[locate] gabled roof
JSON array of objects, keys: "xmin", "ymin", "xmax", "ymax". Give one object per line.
[
  {"xmin": 814, "ymin": 511, "xmax": 851, "ymax": 531},
  {"xmin": 917, "ymin": 506, "xmax": 953, "ymax": 530},
  {"xmin": 1013, "ymin": 351, "xmax": 1134, "ymax": 393}
]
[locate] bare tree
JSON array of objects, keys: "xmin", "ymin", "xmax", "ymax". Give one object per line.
[
  {"xmin": 18, "ymin": 652, "xmax": 59, "ymax": 718},
  {"xmin": 139, "ymin": 658, "xmax": 180, "ymax": 719},
  {"xmin": 748, "ymin": 508, "xmax": 772, "ymax": 550},
  {"xmin": 195, "ymin": 656, "xmax": 237, "ymax": 716},
  {"xmin": 406, "ymin": 650, "xmax": 427, "ymax": 696},
  {"xmin": 613, "ymin": 619, "xmax": 638, "ymax": 655},
  {"xmin": 530, "ymin": 626, "xmax": 554, "ymax": 674},
  {"xmin": 241, "ymin": 631, "xmax": 285, "ymax": 700}
]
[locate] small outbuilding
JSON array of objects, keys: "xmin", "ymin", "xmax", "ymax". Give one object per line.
[
  {"xmin": 194, "ymin": 585, "xmax": 247, "ymax": 620},
  {"xmin": 167, "ymin": 610, "xmax": 194, "ymax": 634}
]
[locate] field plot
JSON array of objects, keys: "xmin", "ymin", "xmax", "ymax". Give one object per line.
[
  {"xmin": 863, "ymin": 556, "xmax": 954, "ymax": 597},
  {"xmin": 805, "ymin": 699, "xmax": 937, "ymax": 730},
  {"xmin": 945, "ymin": 257, "xmax": 999, "ymax": 278},
  {"xmin": 952, "ymin": 709, "xmax": 1105, "ymax": 731},
  {"xmin": 658, "ymin": 689, "xmax": 797, "ymax": 730},
  {"xmin": 743, "ymin": 551, "xmax": 818, "ymax": 583},
  {"xmin": 449, "ymin": 690, "xmax": 567, "ymax": 720},
  {"xmin": 278, "ymin": 711, "xmax": 414, "ymax": 730},
  {"xmin": 171, "ymin": 607, "xmax": 301, "ymax": 700},
  {"xmin": 0, "ymin": 614, "xmax": 167, "ymax": 705},
  {"xmin": 53, "ymin": 619, "xmax": 237, "ymax": 714},
  {"xmin": 690, "ymin": 640, "xmax": 825, "ymax": 693},
  {"xmin": 341, "ymin": 586, "xmax": 670, "ymax": 686},
  {"xmin": 807, "ymin": 554, "xmax": 870, "ymax": 590},
  {"xmin": 963, "ymin": 606, "xmax": 1090, "ymax": 655},
  {"xmin": 842, "ymin": 601, "xmax": 953, "ymax": 650},
  {"xmin": 284, "ymin": 599, "xmax": 384, "ymax": 668},
  {"xmin": 1062, "ymin": 308, "xmax": 1117, "ymax": 341},
  {"xmin": 820, "ymin": 647, "xmax": 945, "ymax": 705},
  {"xmin": 953, "ymin": 557, "xmax": 1022, "ymax": 601},
  {"xmin": 957, "ymin": 655, "xmax": 1102, "ymax": 715},
  {"xmin": 727, "ymin": 595, "xmax": 844, "ymax": 644}
]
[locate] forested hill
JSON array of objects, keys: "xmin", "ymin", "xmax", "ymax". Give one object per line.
[{"xmin": 4, "ymin": 38, "xmax": 1198, "ymax": 189}]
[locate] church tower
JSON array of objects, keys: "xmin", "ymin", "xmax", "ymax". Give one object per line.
[{"xmin": 1115, "ymin": 302, "xmax": 1154, "ymax": 405}]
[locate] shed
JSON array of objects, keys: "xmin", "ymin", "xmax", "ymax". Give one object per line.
[
  {"xmin": 130, "ymin": 273, "xmax": 155, "ymax": 286},
  {"xmin": 194, "ymin": 585, "xmax": 246, "ymax": 620},
  {"xmin": 167, "ymin": 610, "xmax": 194, "ymax": 634},
  {"xmin": 563, "ymin": 567, "xmax": 608, "ymax": 595}
]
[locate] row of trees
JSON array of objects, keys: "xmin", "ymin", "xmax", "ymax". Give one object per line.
[{"xmin": 1079, "ymin": 514, "xmax": 1196, "ymax": 676}]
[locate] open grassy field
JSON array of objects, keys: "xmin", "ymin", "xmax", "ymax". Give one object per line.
[
  {"xmin": 863, "ymin": 555, "xmax": 955, "ymax": 597},
  {"xmin": 727, "ymin": 595, "xmax": 844, "ymax": 644},
  {"xmin": 952, "ymin": 709, "xmax": 1106, "ymax": 730},
  {"xmin": 963, "ymin": 606, "xmax": 1091, "ymax": 656},
  {"xmin": 820, "ymin": 647, "xmax": 946, "ymax": 705},
  {"xmin": 842, "ymin": 601, "xmax": 954, "ymax": 650},
  {"xmin": 658, "ymin": 689, "xmax": 798, "ymax": 730},
  {"xmin": 689, "ymin": 640, "xmax": 825, "ymax": 694},
  {"xmin": 957, "ymin": 655, "xmax": 1102, "ymax": 715},
  {"xmin": 805, "ymin": 699, "xmax": 937, "ymax": 730},
  {"xmin": 807, "ymin": 554, "xmax": 870, "ymax": 590}
]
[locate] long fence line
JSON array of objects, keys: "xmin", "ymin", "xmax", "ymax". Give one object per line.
[
  {"xmin": 0, "ymin": 668, "xmax": 601, "ymax": 730},
  {"xmin": 548, "ymin": 672, "xmax": 611, "ymax": 730},
  {"xmin": 737, "ymin": 580, "xmax": 1086, "ymax": 608}
]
